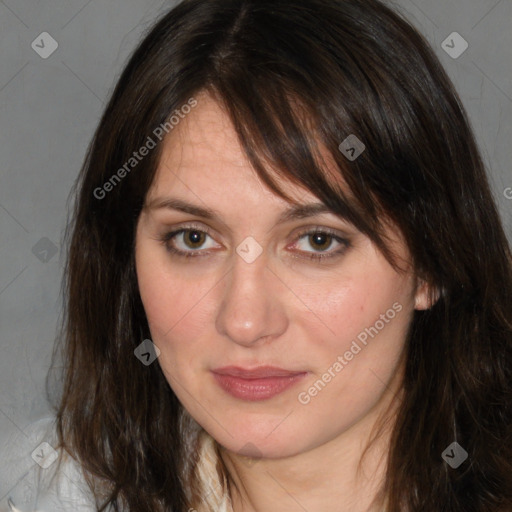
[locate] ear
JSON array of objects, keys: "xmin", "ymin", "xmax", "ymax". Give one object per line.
[{"xmin": 414, "ymin": 278, "xmax": 440, "ymax": 310}]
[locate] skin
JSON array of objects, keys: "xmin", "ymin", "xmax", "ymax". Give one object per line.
[{"xmin": 135, "ymin": 91, "xmax": 432, "ymax": 511}]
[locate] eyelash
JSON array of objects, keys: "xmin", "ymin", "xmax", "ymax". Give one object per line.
[{"xmin": 157, "ymin": 223, "xmax": 350, "ymax": 262}]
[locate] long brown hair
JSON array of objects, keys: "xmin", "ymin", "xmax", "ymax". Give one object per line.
[{"xmin": 48, "ymin": 0, "xmax": 512, "ymax": 510}]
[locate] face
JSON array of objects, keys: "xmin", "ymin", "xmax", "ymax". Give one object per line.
[{"xmin": 135, "ymin": 92, "xmax": 428, "ymax": 459}]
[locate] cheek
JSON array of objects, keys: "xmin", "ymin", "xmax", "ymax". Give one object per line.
[
  {"xmin": 292, "ymin": 262, "xmax": 412, "ymax": 356},
  {"xmin": 290, "ymin": 261, "xmax": 414, "ymax": 408},
  {"xmin": 135, "ymin": 245, "xmax": 219, "ymax": 366}
]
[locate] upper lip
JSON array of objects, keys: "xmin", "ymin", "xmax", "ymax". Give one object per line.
[{"xmin": 212, "ymin": 366, "xmax": 306, "ymax": 379}]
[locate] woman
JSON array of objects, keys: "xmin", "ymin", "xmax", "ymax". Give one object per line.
[{"xmin": 10, "ymin": 0, "xmax": 512, "ymax": 510}]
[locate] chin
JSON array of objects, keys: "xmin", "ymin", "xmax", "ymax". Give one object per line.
[{"xmin": 209, "ymin": 418, "xmax": 311, "ymax": 460}]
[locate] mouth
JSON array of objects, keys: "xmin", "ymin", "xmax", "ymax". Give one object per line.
[{"xmin": 211, "ymin": 366, "xmax": 308, "ymax": 401}]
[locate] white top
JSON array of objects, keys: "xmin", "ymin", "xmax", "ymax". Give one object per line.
[
  {"xmin": 0, "ymin": 417, "xmax": 100, "ymax": 512},
  {"xmin": 0, "ymin": 416, "xmax": 231, "ymax": 512}
]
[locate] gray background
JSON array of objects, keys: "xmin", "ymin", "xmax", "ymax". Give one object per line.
[{"xmin": 0, "ymin": 0, "xmax": 511, "ymax": 508}]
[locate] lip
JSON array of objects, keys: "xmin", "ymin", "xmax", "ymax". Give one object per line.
[
  {"xmin": 211, "ymin": 366, "xmax": 308, "ymax": 401},
  {"xmin": 212, "ymin": 365, "xmax": 306, "ymax": 378}
]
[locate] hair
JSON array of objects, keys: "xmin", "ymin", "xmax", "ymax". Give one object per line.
[{"xmin": 47, "ymin": 0, "xmax": 512, "ymax": 510}]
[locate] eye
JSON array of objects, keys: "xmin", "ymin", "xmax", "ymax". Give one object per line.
[
  {"xmin": 158, "ymin": 225, "xmax": 350, "ymax": 261},
  {"xmin": 159, "ymin": 225, "xmax": 220, "ymax": 257},
  {"xmin": 290, "ymin": 229, "xmax": 350, "ymax": 261}
]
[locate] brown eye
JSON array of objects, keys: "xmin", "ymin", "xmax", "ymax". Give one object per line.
[
  {"xmin": 160, "ymin": 226, "xmax": 220, "ymax": 257},
  {"xmin": 308, "ymin": 232, "xmax": 333, "ymax": 251},
  {"xmin": 183, "ymin": 230, "xmax": 207, "ymax": 249},
  {"xmin": 291, "ymin": 228, "xmax": 350, "ymax": 261}
]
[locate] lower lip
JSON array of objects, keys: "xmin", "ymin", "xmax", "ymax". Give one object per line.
[{"xmin": 212, "ymin": 372, "xmax": 308, "ymax": 401}]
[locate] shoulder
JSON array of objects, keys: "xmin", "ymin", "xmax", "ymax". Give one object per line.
[{"xmin": 1, "ymin": 416, "xmax": 103, "ymax": 512}]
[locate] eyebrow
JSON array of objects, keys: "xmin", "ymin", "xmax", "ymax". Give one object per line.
[{"xmin": 144, "ymin": 197, "xmax": 342, "ymax": 225}]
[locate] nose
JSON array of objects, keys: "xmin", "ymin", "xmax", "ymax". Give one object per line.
[{"xmin": 215, "ymin": 248, "xmax": 289, "ymax": 347}]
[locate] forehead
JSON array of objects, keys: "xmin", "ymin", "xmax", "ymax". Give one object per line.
[
  {"xmin": 148, "ymin": 93, "xmax": 311, "ymax": 205},
  {"xmin": 148, "ymin": 92, "xmax": 343, "ymax": 207}
]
